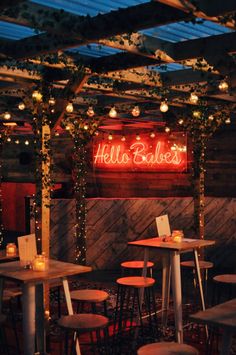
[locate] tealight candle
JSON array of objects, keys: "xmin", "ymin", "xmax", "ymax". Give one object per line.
[
  {"xmin": 172, "ymin": 230, "xmax": 184, "ymax": 243},
  {"xmin": 6, "ymin": 243, "xmax": 17, "ymax": 256},
  {"xmin": 32, "ymin": 254, "xmax": 47, "ymax": 271}
]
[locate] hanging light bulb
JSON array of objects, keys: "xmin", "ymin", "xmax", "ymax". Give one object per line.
[
  {"xmin": 32, "ymin": 90, "xmax": 42, "ymax": 102},
  {"xmin": 55, "ymin": 131, "xmax": 60, "ymax": 136},
  {"xmin": 87, "ymin": 106, "xmax": 95, "ymax": 117},
  {"xmin": 131, "ymin": 105, "xmax": 140, "ymax": 117},
  {"xmin": 193, "ymin": 110, "xmax": 201, "ymax": 118},
  {"xmin": 65, "ymin": 124, "xmax": 71, "ymax": 130},
  {"xmin": 150, "ymin": 131, "xmax": 155, "ymax": 138},
  {"xmin": 225, "ymin": 117, "xmax": 231, "ymax": 124},
  {"xmin": 189, "ymin": 92, "xmax": 199, "ymax": 104},
  {"xmin": 3, "ymin": 112, "xmax": 11, "ymax": 120},
  {"xmin": 108, "ymin": 133, "xmax": 113, "ymax": 140},
  {"xmin": 121, "ymin": 135, "xmax": 126, "ymax": 141},
  {"xmin": 66, "ymin": 102, "xmax": 74, "ymax": 113},
  {"xmin": 48, "ymin": 97, "xmax": 56, "ymax": 106},
  {"xmin": 208, "ymin": 114, "xmax": 214, "ymax": 121},
  {"xmin": 218, "ymin": 80, "xmax": 229, "ymax": 92},
  {"xmin": 7, "ymin": 137, "xmax": 11, "ymax": 142},
  {"xmin": 178, "ymin": 118, "xmax": 184, "ymax": 125},
  {"xmin": 160, "ymin": 100, "xmax": 169, "ymax": 113},
  {"xmin": 109, "ymin": 106, "xmax": 117, "ymax": 118},
  {"xmin": 15, "ymin": 139, "xmax": 19, "ymax": 144},
  {"xmin": 25, "ymin": 140, "xmax": 29, "ymax": 145},
  {"xmin": 83, "ymin": 123, "xmax": 89, "ymax": 130},
  {"xmin": 165, "ymin": 126, "xmax": 170, "ymax": 133},
  {"xmin": 18, "ymin": 102, "xmax": 25, "ymax": 110},
  {"xmin": 136, "ymin": 134, "xmax": 141, "ymax": 141}
]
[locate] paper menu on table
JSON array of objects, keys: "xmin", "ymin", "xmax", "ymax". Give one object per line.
[
  {"xmin": 17, "ymin": 233, "xmax": 37, "ymax": 262},
  {"xmin": 156, "ymin": 214, "xmax": 171, "ymax": 237}
]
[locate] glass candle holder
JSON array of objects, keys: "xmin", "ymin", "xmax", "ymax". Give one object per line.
[
  {"xmin": 172, "ymin": 230, "xmax": 184, "ymax": 243},
  {"xmin": 32, "ymin": 254, "xmax": 48, "ymax": 271},
  {"xmin": 6, "ymin": 243, "xmax": 17, "ymax": 256}
]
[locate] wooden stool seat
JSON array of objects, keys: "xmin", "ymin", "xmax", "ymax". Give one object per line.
[
  {"xmin": 181, "ymin": 260, "xmax": 213, "ymax": 269},
  {"xmin": 71, "ymin": 289, "xmax": 109, "ymax": 303},
  {"xmin": 213, "ymin": 274, "xmax": 236, "ymax": 284},
  {"xmin": 121, "ymin": 261, "xmax": 154, "ymax": 269},
  {"xmin": 137, "ymin": 342, "xmax": 199, "ymax": 355},
  {"xmin": 58, "ymin": 313, "xmax": 109, "ymax": 332},
  {"xmin": 116, "ymin": 276, "xmax": 155, "ymax": 288}
]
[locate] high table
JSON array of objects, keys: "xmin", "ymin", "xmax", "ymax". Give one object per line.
[
  {"xmin": 0, "ymin": 259, "xmax": 91, "ymax": 355},
  {"xmin": 128, "ymin": 237, "xmax": 215, "ymax": 343},
  {"xmin": 190, "ymin": 298, "xmax": 236, "ymax": 355}
]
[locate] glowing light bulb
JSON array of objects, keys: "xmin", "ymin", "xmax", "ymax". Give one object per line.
[
  {"xmin": 65, "ymin": 125, "xmax": 71, "ymax": 130},
  {"xmin": 225, "ymin": 117, "xmax": 231, "ymax": 124},
  {"xmin": 150, "ymin": 131, "xmax": 155, "ymax": 138},
  {"xmin": 193, "ymin": 110, "xmax": 201, "ymax": 118},
  {"xmin": 66, "ymin": 102, "xmax": 74, "ymax": 113},
  {"xmin": 87, "ymin": 106, "xmax": 95, "ymax": 117},
  {"xmin": 55, "ymin": 131, "xmax": 60, "ymax": 136},
  {"xmin": 121, "ymin": 135, "xmax": 126, "ymax": 141},
  {"xmin": 32, "ymin": 90, "xmax": 42, "ymax": 102},
  {"xmin": 18, "ymin": 102, "xmax": 25, "ymax": 110},
  {"xmin": 83, "ymin": 124, "xmax": 89, "ymax": 130},
  {"xmin": 25, "ymin": 140, "xmax": 29, "ymax": 145},
  {"xmin": 178, "ymin": 118, "xmax": 184, "ymax": 125},
  {"xmin": 160, "ymin": 101, "xmax": 169, "ymax": 113},
  {"xmin": 109, "ymin": 106, "xmax": 117, "ymax": 118},
  {"xmin": 48, "ymin": 97, "xmax": 56, "ymax": 106},
  {"xmin": 131, "ymin": 105, "xmax": 140, "ymax": 117},
  {"xmin": 7, "ymin": 137, "xmax": 11, "ymax": 142},
  {"xmin": 208, "ymin": 115, "xmax": 214, "ymax": 121},
  {"xmin": 189, "ymin": 92, "xmax": 199, "ymax": 104},
  {"xmin": 165, "ymin": 126, "xmax": 170, "ymax": 133},
  {"xmin": 3, "ymin": 112, "xmax": 11, "ymax": 120},
  {"xmin": 108, "ymin": 133, "xmax": 113, "ymax": 140},
  {"xmin": 15, "ymin": 139, "xmax": 19, "ymax": 144},
  {"xmin": 136, "ymin": 134, "xmax": 141, "ymax": 141},
  {"xmin": 218, "ymin": 80, "xmax": 229, "ymax": 92}
]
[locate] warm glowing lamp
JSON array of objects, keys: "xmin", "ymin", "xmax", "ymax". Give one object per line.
[
  {"xmin": 165, "ymin": 126, "xmax": 170, "ymax": 133},
  {"xmin": 66, "ymin": 102, "xmax": 74, "ymax": 113},
  {"xmin": 189, "ymin": 92, "xmax": 199, "ymax": 104},
  {"xmin": 32, "ymin": 90, "xmax": 43, "ymax": 102},
  {"xmin": 218, "ymin": 80, "xmax": 229, "ymax": 92},
  {"xmin": 48, "ymin": 97, "xmax": 56, "ymax": 106},
  {"xmin": 3, "ymin": 112, "xmax": 11, "ymax": 120},
  {"xmin": 160, "ymin": 100, "xmax": 169, "ymax": 113},
  {"xmin": 109, "ymin": 106, "xmax": 117, "ymax": 118},
  {"xmin": 18, "ymin": 102, "xmax": 25, "ymax": 110},
  {"xmin": 87, "ymin": 106, "xmax": 95, "ymax": 117},
  {"xmin": 32, "ymin": 254, "xmax": 48, "ymax": 271},
  {"xmin": 6, "ymin": 243, "xmax": 17, "ymax": 256},
  {"xmin": 131, "ymin": 105, "xmax": 140, "ymax": 117}
]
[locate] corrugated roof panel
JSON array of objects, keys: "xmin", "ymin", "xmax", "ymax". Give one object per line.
[
  {"xmin": 68, "ymin": 44, "xmax": 122, "ymax": 57},
  {"xmin": 142, "ymin": 20, "xmax": 232, "ymax": 43},
  {"xmin": 0, "ymin": 21, "xmax": 38, "ymax": 40},
  {"xmin": 31, "ymin": 0, "xmax": 147, "ymax": 16}
]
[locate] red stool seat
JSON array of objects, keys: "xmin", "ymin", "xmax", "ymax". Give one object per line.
[
  {"xmin": 121, "ymin": 261, "xmax": 154, "ymax": 269},
  {"xmin": 71, "ymin": 289, "xmax": 109, "ymax": 303},
  {"xmin": 137, "ymin": 342, "xmax": 199, "ymax": 355},
  {"xmin": 181, "ymin": 260, "xmax": 213, "ymax": 269},
  {"xmin": 116, "ymin": 276, "xmax": 155, "ymax": 288}
]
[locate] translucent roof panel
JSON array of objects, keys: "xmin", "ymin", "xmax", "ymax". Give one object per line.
[
  {"xmin": 153, "ymin": 63, "xmax": 190, "ymax": 72},
  {"xmin": 31, "ymin": 0, "xmax": 148, "ymax": 16},
  {"xmin": 0, "ymin": 21, "xmax": 38, "ymax": 40},
  {"xmin": 68, "ymin": 44, "xmax": 123, "ymax": 57},
  {"xmin": 142, "ymin": 20, "xmax": 233, "ymax": 43}
]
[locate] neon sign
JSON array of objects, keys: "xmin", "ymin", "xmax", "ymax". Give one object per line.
[{"xmin": 93, "ymin": 133, "xmax": 187, "ymax": 172}]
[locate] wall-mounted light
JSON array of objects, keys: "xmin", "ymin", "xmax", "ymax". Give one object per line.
[
  {"xmin": 109, "ymin": 106, "xmax": 117, "ymax": 118},
  {"xmin": 131, "ymin": 105, "xmax": 140, "ymax": 117}
]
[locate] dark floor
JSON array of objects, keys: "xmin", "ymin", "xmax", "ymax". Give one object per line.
[{"xmin": 2, "ymin": 267, "xmax": 236, "ymax": 355}]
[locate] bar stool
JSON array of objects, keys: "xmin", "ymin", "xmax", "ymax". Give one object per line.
[
  {"xmin": 121, "ymin": 261, "xmax": 154, "ymax": 277},
  {"xmin": 58, "ymin": 313, "xmax": 109, "ymax": 354},
  {"xmin": 212, "ymin": 274, "xmax": 236, "ymax": 304},
  {"xmin": 181, "ymin": 260, "xmax": 213, "ymax": 304},
  {"xmin": 70, "ymin": 289, "xmax": 109, "ymax": 316},
  {"xmin": 137, "ymin": 342, "xmax": 199, "ymax": 354},
  {"xmin": 114, "ymin": 276, "xmax": 158, "ymax": 340}
]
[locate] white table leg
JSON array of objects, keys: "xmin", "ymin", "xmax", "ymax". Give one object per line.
[
  {"xmin": 193, "ymin": 249, "xmax": 206, "ymax": 311},
  {"xmin": 220, "ymin": 329, "xmax": 233, "ymax": 355},
  {"xmin": 62, "ymin": 277, "xmax": 81, "ymax": 355},
  {"xmin": 170, "ymin": 251, "xmax": 183, "ymax": 343},
  {"xmin": 162, "ymin": 254, "xmax": 171, "ymax": 327},
  {"xmin": 22, "ymin": 283, "xmax": 36, "ymax": 355}
]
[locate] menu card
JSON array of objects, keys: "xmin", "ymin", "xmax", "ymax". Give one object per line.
[
  {"xmin": 156, "ymin": 214, "xmax": 171, "ymax": 237},
  {"xmin": 17, "ymin": 234, "xmax": 37, "ymax": 264}
]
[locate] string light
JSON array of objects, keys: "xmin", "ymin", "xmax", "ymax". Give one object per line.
[
  {"xmin": 18, "ymin": 102, "xmax": 25, "ymax": 110},
  {"xmin": 225, "ymin": 117, "xmax": 231, "ymax": 124},
  {"xmin": 136, "ymin": 134, "xmax": 141, "ymax": 141},
  {"xmin": 48, "ymin": 97, "xmax": 56, "ymax": 106},
  {"xmin": 108, "ymin": 133, "xmax": 113, "ymax": 140},
  {"xmin": 3, "ymin": 112, "xmax": 11, "ymax": 120},
  {"xmin": 178, "ymin": 118, "xmax": 184, "ymax": 125},
  {"xmin": 108, "ymin": 106, "xmax": 117, "ymax": 118},
  {"xmin": 15, "ymin": 139, "xmax": 19, "ymax": 144},
  {"xmin": 160, "ymin": 100, "xmax": 169, "ymax": 113},
  {"xmin": 193, "ymin": 110, "xmax": 201, "ymax": 118},
  {"xmin": 189, "ymin": 92, "xmax": 199, "ymax": 104},
  {"xmin": 65, "ymin": 125, "xmax": 71, "ymax": 130},
  {"xmin": 83, "ymin": 124, "xmax": 89, "ymax": 130},
  {"xmin": 25, "ymin": 140, "xmax": 30, "ymax": 145},
  {"xmin": 32, "ymin": 90, "xmax": 43, "ymax": 102},
  {"xmin": 165, "ymin": 126, "xmax": 170, "ymax": 133},
  {"xmin": 218, "ymin": 79, "xmax": 229, "ymax": 92},
  {"xmin": 131, "ymin": 105, "xmax": 140, "ymax": 117},
  {"xmin": 208, "ymin": 115, "xmax": 214, "ymax": 121},
  {"xmin": 150, "ymin": 131, "xmax": 155, "ymax": 138},
  {"xmin": 86, "ymin": 106, "xmax": 95, "ymax": 117},
  {"xmin": 55, "ymin": 131, "xmax": 60, "ymax": 136},
  {"xmin": 66, "ymin": 102, "xmax": 74, "ymax": 113},
  {"xmin": 121, "ymin": 135, "xmax": 126, "ymax": 141},
  {"xmin": 6, "ymin": 137, "xmax": 11, "ymax": 142}
]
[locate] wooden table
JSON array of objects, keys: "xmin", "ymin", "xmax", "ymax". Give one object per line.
[
  {"xmin": 128, "ymin": 237, "xmax": 215, "ymax": 343},
  {"xmin": 190, "ymin": 298, "xmax": 236, "ymax": 355},
  {"xmin": 0, "ymin": 259, "xmax": 91, "ymax": 355}
]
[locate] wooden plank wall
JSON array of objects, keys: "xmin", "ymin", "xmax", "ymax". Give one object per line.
[{"xmin": 49, "ymin": 197, "xmax": 236, "ymax": 271}]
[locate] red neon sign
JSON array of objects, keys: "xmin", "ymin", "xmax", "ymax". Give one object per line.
[{"xmin": 93, "ymin": 133, "xmax": 187, "ymax": 172}]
